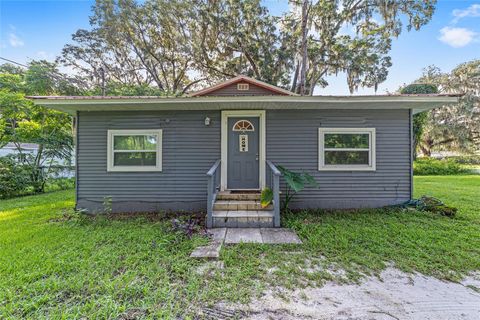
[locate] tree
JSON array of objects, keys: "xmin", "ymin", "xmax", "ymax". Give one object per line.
[
  {"xmin": 0, "ymin": 61, "xmax": 74, "ymax": 193},
  {"xmin": 192, "ymin": 0, "xmax": 294, "ymax": 87},
  {"xmin": 59, "ymin": 0, "xmax": 203, "ymax": 95},
  {"xmin": 400, "ymin": 83, "xmax": 438, "ymax": 159},
  {"xmin": 287, "ymin": 0, "xmax": 436, "ymax": 94},
  {"xmin": 59, "ymin": 0, "xmax": 436, "ymax": 95},
  {"xmin": 415, "ymin": 61, "xmax": 480, "ymax": 155}
]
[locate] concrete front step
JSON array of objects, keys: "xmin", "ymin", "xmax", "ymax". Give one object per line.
[
  {"xmin": 213, "ymin": 200, "xmax": 272, "ymax": 211},
  {"xmin": 212, "ymin": 210, "xmax": 274, "ymax": 228},
  {"xmin": 216, "ymin": 191, "xmax": 260, "ymax": 201}
]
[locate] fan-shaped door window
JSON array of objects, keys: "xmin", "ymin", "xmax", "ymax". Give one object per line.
[{"xmin": 232, "ymin": 120, "xmax": 255, "ymax": 132}]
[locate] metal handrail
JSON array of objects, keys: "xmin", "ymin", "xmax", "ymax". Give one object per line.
[
  {"xmin": 206, "ymin": 159, "xmax": 221, "ymax": 228},
  {"xmin": 206, "ymin": 159, "xmax": 221, "ymax": 177},
  {"xmin": 266, "ymin": 160, "xmax": 281, "ymax": 227},
  {"xmin": 266, "ymin": 160, "xmax": 281, "ymax": 176}
]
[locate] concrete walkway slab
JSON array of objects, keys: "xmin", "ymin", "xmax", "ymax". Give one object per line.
[
  {"xmin": 221, "ymin": 228, "xmax": 302, "ymax": 244},
  {"xmin": 190, "ymin": 242, "xmax": 222, "ymax": 259},
  {"xmin": 260, "ymin": 228, "xmax": 302, "ymax": 244},
  {"xmin": 208, "ymin": 228, "xmax": 227, "ymax": 243},
  {"xmin": 192, "ymin": 228, "xmax": 301, "ymax": 258},
  {"xmin": 225, "ymin": 228, "xmax": 263, "ymax": 244}
]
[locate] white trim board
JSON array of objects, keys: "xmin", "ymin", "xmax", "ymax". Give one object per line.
[
  {"xmin": 318, "ymin": 127, "xmax": 376, "ymax": 171},
  {"xmin": 107, "ymin": 129, "xmax": 163, "ymax": 172},
  {"xmin": 31, "ymin": 95, "xmax": 458, "ymax": 116},
  {"xmin": 221, "ymin": 110, "xmax": 266, "ymax": 191}
]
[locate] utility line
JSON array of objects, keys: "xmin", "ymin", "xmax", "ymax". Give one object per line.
[
  {"xmin": 0, "ymin": 56, "xmax": 28, "ymax": 68},
  {"xmin": 0, "ymin": 56, "xmax": 92, "ymax": 90}
]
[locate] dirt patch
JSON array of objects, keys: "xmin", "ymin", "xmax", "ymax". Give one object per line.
[{"xmin": 221, "ymin": 268, "xmax": 480, "ymax": 319}]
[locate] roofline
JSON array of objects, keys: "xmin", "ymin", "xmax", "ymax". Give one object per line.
[
  {"xmin": 27, "ymin": 93, "xmax": 461, "ymax": 101},
  {"xmin": 28, "ymin": 94, "xmax": 459, "ymax": 116},
  {"xmin": 188, "ymin": 75, "xmax": 298, "ymax": 97}
]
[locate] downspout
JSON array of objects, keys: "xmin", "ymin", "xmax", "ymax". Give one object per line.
[
  {"xmin": 75, "ymin": 111, "xmax": 79, "ymax": 210},
  {"xmin": 409, "ymin": 109, "xmax": 413, "ymax": 200}
]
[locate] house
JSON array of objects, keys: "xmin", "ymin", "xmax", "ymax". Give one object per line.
[
  {"xmin": 0, "ymin": 143, "xmax": 39, "ymax": 158},
  {"xmin": 29, "ymin": 75, "xmax": 457, "ymax": 228},
  {"xmin": 0, "ymin": 143, "xmax": 75, "ymax": 178}
]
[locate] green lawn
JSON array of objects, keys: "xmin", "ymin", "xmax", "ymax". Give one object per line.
[{"xmin": 1, "ymin": 176, "xmax": 479, "ymax": 318}]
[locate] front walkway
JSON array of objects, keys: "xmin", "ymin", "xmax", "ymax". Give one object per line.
[
  {"xmin": 190, "ymin": 228, "xmax": 301, "ymax": 259},
  {"xmin": 212, "ymin": 228, "xmax": 302, "ymax": 244}
]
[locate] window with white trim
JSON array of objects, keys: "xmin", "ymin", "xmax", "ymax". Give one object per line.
[
  {"xmin": 107, "ymin": 129, "xmax": 162, "ymax": 172},
  {"xmin": 318, "ymin": 128, "xmax": 376, "ymax": 171}
]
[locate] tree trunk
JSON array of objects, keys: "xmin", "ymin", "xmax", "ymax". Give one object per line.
[
  {"xmin": 291, "ymin": 61, "xmax": 300, "ymax": 92},
  {"xmin": 298, "ymin": 0, "xmax": 309, "ymax": 96}
]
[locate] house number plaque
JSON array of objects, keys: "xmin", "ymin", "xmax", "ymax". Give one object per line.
[{"xmin": 239, "ymin": 134, "xmax": 248, "ymax": 152}]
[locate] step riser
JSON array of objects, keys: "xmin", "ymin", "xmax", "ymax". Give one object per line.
[
  {"xmin": 213, "ymin": 217, "xmax": 274, "ymax": 228},
  {"xmin": 216, "ymin": 194, "xmax": 260, "ymax": 201},
  {"xmin": 213, "ymin": 203, "xmax": 273, "ymax": 211}
]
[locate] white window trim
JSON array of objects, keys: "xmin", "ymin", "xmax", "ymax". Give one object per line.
[
  {"xmin": 318, "ymin": 128, "xmax": 376, "ymax": 171},
  {"xmin": 107, "ymin": 129, "xmax": 162, "ymax": 172}
]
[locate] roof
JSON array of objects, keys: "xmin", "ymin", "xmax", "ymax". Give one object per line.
[
  {"xmin": 189, "ymin": 75, "xmax": 297, "ymax": 96},
  {"xmin": 28, "ymin": 94, "xmax": 459, "ymax": 115},
  {"xmin": 28, "ymin": 93, "xmax": 460, "ymax": 100}
]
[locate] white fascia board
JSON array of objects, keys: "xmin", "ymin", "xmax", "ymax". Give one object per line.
[{"xmin": 32, "ymin": 96, "xmax": 459, "ymax": 115}]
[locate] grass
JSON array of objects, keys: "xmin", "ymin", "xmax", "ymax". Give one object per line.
[{"xmin": 1, "ymin": 176, "xmax": 479, "ymax": 318}]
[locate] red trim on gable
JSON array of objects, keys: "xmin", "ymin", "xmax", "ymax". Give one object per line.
[{"xmin": 190, "ymin": 75, "xmax": 296, "ymax": 97}]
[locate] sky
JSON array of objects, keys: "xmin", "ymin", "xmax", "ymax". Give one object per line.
[{"xmin": 0, "ymin": 0, "xmax": 479, "ymax": 95}]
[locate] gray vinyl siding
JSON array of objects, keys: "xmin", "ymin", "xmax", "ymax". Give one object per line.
[
  {"xmin": 76, "ymin": 110, "xmax": 221, "ymax": 213},
  {"xmin": 76, "ymin": 108, "xmax": 411, "ymax": 213},
  {"xmin": 267, "ymin": 109, "xmax": 411, "ymax": 208}
]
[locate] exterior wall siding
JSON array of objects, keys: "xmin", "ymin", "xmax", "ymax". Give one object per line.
[
  {"xmin": 77, "ymin": 108, "xmax": 411, "ymax": 213},
  {"xmin": 267, "ymin": 109, "xmax": 411, "ymax": 208},
  {"xmin": 77, "ymin": 110, "xmax": 221, "ymax": 213}
]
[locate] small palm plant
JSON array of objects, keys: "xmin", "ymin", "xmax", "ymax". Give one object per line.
[
  {"xmin": 260, "ymin": 187, "xmax": 273, "ymax": 208},
  {"xmin": 277, "ymin": 165, "xmax": 318, "ymax": 210}
]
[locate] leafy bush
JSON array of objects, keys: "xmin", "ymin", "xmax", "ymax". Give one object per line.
[
  {"xmin": 400, "ymin": 84, "xmax": 438, "ymax": 160},
  {"xmin": 400, "ymin": 83, "xmax": 438, "ymax": 94},
  {"xmin": 171, "ymin": 215, "xmax": 206, "ymax": 238},
  {"xmin": 44, "ymin": 177, "xmax": 75, "ymax": 193},
  {"xmin": 0, "ymin": 156, "xmax": 31, "ymax": 198},
  {"xmin": 414, "ymin": 157, "xmax": 468, "ymax": 175},
  {"xmin": 0, "ymin": 156, "xmax": 75, "ymax": 199},
  {"xmin": 445, "ymin": 155, "xmax": 480, "ymax": 165}
]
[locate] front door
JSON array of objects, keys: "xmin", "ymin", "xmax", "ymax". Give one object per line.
[{"xmin": 227, "ymin": 117, "xmax": 259, "ymax": 189}]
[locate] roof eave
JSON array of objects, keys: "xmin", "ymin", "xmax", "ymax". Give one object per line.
[{"xmin": 30, "ymin": 95, "xmax": 458, "ymax": 116}]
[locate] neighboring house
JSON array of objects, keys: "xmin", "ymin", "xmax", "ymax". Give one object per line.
[
  {"xmin": 30, "ymin": 75, "xmax": 457, "ymax": 228},
  {"xmin": 0, "ymin": 143, "xmax": 39, "ymax": 158},
  {"xmin": 0, "ymin": 143, "xmax": 75, "ymax": 178}
]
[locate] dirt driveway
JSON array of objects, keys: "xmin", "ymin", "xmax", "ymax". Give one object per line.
[{"xmin": 219, "ymin": 268, "xmax": 480, "ymax": 320}]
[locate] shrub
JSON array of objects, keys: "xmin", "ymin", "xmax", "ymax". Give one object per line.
[
  {"xmin": 414, "ymin": 157, "xmax": 468, "ymax": 175},
  {"xmin": 0, "ymin": 156, "xmax": 31, "ymax": 198},
  {"xmin": 445, "ymin": 155, "xmax": 480, "ymax": 165},
  {"xmin": 400, "ymin": 83, "xmax": 438, "ymax": 94},
  {"xmin": 44, "ymin": 177, "xmax": 75, "ymax": 192},
  {"xmin": 0, "ymin": 155, "xmax": 75, "ymax": 199},
  {"xmin": 171, "ymin": 215, "xmax": 206, "ymax": 238}
]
